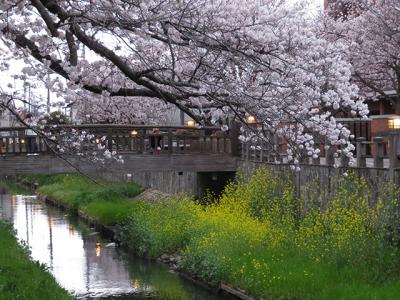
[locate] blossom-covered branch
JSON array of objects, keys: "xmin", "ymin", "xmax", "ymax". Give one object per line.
[{"xmin": 0, "ymin": 0, "xmax": 369, "ymax": 165}]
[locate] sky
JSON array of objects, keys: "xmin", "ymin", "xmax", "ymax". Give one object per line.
[{"xmin": 0, "ymin": 0, "xmax": 325, "ymax": 111}]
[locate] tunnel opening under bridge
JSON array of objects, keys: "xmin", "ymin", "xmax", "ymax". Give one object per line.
[{"xmin": 197, "ymin": 171, "xmax": 236, "ymax": 199}]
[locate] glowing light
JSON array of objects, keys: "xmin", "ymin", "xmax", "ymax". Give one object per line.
[
  {"xmin": 95, "ymin": 242, "xmax": 101, "ymax": 257},
  {"xmin": 20, "ymin": 139, "xmax": 25, "ymax": 144},
  {"xmin": 186, "ymin": 120, "xmax": 195, "ymax": 127},
  {"xmin": 131, "ymin": 130, "xmax": 138, "ymax": 136},
  {"xmin": 388, "ymin": 117, "xmax": 400, "ymax": 129},
  {"xmin": 95, "ymin": 138, "xmax": 100, "ymax": 144},
  {"xmin": 246, "ymin": 115, "xmax": 256, "ymax": 124}
]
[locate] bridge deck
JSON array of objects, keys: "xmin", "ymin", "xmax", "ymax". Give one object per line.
[{"xmin": 0, "ymin": 153, "xmax": 238, "ymax": 177}]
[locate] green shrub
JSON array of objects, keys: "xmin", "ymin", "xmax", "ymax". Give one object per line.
[
  {"xmin": 121, "ymin": 195, "xmax": 200, "ymax": 256},
  {"xmin": 121, "ymin": 168, "xmax": 400, "ymax": 299}
]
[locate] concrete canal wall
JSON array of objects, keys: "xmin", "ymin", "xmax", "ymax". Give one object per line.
[{"xmin": 238, "ymin": 160, "xmax": 400, "ymax": 208}]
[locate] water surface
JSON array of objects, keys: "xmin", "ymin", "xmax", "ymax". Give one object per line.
[{"xmin": 0, "ymin": 192, "xmax": 224, "ymax": 299}]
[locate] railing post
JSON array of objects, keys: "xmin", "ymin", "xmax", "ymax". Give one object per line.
[
  {"xmin": 313, "ymin": 142, "xmax": 321, "ymax": 165},
  {"xmin": 388, "ymin": 132, "xmax": 400, "ymax": 181},
  {"xmin": 259, "ymin": 141, "xmax": 264, "ymax": 162},
  {"xmin": 107, "ymin": 128, "xmax": 113, "ymax": 151},
  {"xmin": 299, "ymin": 148, "xmax": 308, "ymax": 165},
  {"xmin": 140, "ymin": 129, "xmax": 145, "ymax": 154},
  {"xmin": 168, "ymin": 129, "xmax": 173, "ymax": 155},
  {"xmin": 340, "ymin": 152, "xmax": 349, "ymax": 167},
  {"xmin": 356, "ymin": 137, "xmax": 366, "ymax": 168},
  {"xmin": 340, "ymin": 124, "xmax": 349, "ymax": 167},
  {"xmin": 12, "ymin": 135, "xmax": 16, "ymax": 153},
  {"xmin": 373, "ymin": 136, "xmax": 384, "ymax": 168},
  {"xmin": 230, "ymin": 122, "xmax": 240, "ymax": 157},
  {"xmin": 324, "ymin": 137, "xmax": 334, "ymax": 166},
  {"xmin": 272, "ymin": 134, "xmax": 279, "ymax": 163},
  {"xmin": 295, "ymin": 170, "xmax": 301, "ymax": 199}
]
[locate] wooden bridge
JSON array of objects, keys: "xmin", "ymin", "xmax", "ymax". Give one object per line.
[
  {"xmin": 0, "ymin": 125, "xmax": 239, "ymax": 195},
  {"xmin": 1, "ymin": 122, "xmax": 400, "ymax": 196},
  {"xmin": 1, "ymin": 121, "xmax": 400, "ymax": 168},
  {"xmin": 0, "ymin": 124, "xmax": 237, "ymax": 155}
]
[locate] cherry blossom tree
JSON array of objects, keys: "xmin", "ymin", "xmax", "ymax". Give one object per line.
[
  {"xmin": 68, "ymin": 89, "xmax": 176, "ymax": 124},
  {"xmin": 326, "ymin": 0, "xmax": 400, "ymax": 113},
  {"xmin": 0, "ymin": 0, "xmax": 369, "ymax": 165}
]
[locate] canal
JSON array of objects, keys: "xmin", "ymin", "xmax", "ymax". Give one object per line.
[{"xmin": 0, "ymin": 191, "xmax": 225, "ymax": 300}]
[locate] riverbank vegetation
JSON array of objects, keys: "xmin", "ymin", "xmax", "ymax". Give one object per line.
[
  {"xmin": 0, "ymin": 221, "xmax": 73, "ymax": 300},
  {"xmin": 20, "ymin": 174, "xmax": 143, "ymax": 225},
  {"xmin": 18, "ymin": 170, "xmax": 400, "ymax": 299}
]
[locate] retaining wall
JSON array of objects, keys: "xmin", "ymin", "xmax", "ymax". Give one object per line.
[{"xmin": 239, "ymin": 160, "xmax": 400, "ymax": 208}]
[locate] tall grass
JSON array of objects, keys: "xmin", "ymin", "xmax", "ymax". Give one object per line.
[
  {"xmin": 0, "ymin": 221, "xmax": 73, "ymax": 300},
  {"xmin": 120, "ymin": 168, "xmax": 400, "ymax": 299}
]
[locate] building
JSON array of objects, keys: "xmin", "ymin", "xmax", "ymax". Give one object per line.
[{"xmin": 0, "ymin": 96, "xmax": 18, "ymax": 128}]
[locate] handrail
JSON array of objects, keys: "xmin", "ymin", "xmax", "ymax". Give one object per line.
[
  {"xmin": 240, "ymin": 133, "xmax": 397, "ymax": 169},
  {"xmin": 0, "ymin": 124, "xmax": 223, "ymax": 131},
  {"xmin": 0, "ymin": 124, "xmax": 236, "ymax": 156}
]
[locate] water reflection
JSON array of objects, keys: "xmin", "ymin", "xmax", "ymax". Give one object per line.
[{"xmin": 0, "ymin": 192, "xmax": 222, "ymax": 299}]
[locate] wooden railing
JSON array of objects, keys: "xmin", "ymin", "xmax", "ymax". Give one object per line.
[
  {"xmin": 0, "ymin": 125, "xmax": 235, "ymax": 156},
  {"xmin": 2, "ymin": 120, "xmax": 399, "ymax": 169},
  {"xmin": 339, "ymin": 119, "xmax": 372, "ymax": 141},
  {"xmin": 239, "ymin": 116, "xmax": 400, "ymax": 169},
  {"xmin": 241, "ymin": 133, "xmax": 400, "ymax": 169}
]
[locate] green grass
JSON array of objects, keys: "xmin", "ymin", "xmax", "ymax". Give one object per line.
[
  {"xmin": 20, "ymin": 174, "xmax": 143, "ymax": 225},
  {"xmin": 0, "ymin": 221, "xmax": 73, "ymax": 300}
]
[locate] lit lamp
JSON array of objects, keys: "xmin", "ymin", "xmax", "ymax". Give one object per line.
[
  {"xmin": 131, "ymin": 129, "xmax": 138, "ymax": 136},
  {"xmin": 246, "ymin": 115, "xmax": 256, "ymax": 124},
  {"xmin": 388, "ymin": 116, "xmax": 400, "ymax": 129},
  {"xmin": 186, "ymin": 120, "xmax": 195, "ymax": 127},
  {"xmin": 95, "ymin": 241, "xmax": 101, "ymax": 257}
]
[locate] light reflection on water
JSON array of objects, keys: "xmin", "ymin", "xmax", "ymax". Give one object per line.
[{"xmin": 0, "ymin": 193, "xmax": 222, "ymax": 300}]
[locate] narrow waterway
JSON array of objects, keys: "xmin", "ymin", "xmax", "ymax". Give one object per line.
[{"xmin": 0, "ymin": 191, "xmax": 224, "ymax": 300}]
